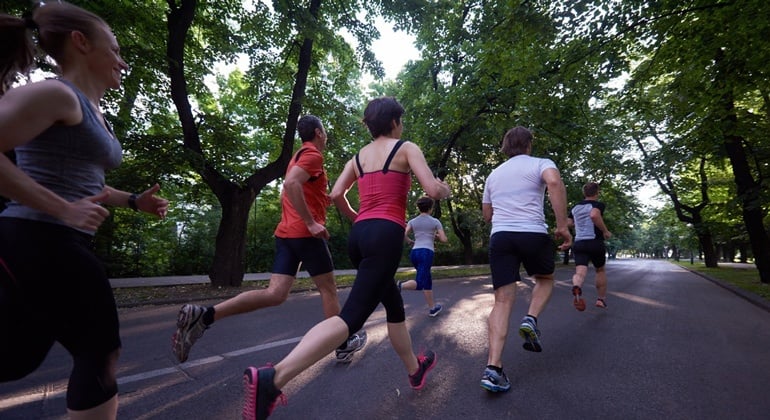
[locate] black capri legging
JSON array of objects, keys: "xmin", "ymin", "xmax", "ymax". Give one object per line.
[
  {"xmin": 339, "ymin": 219, "xmax": 406, "ymax": 335},
  {"xmin": 0, "ymin": 218, "xmax": 121, "ymax": 410}
]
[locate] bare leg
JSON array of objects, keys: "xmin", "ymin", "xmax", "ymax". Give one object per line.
[
  {"xmin": 527, "ymin": 274, "xmax": 554, "ymax": 318},
  {"xmin": 387, "ymin": 322, "xmax": 420, "ymax": 375},
  {"xmin": 68, "ymin": 395, "xmax": 117, "ymax": 420},
  {"xmin": 400, "ymin": 280, "xmax": 417, "ymax": 290},
  {"xmin": 213, "ymin": 274, "xmax": 295, "ymax": 320},
  {"xmin": 571, "ymin": 265, "xmax": 588, "ymax": 289},
  {"xmin": 595, "ymin": 266, "xmax": 607, "ymax": 299},
  {"xmin": 273, "ymin": 316, "xmax": 349, "ymax": 389},
  {"xmin": 486, "ymin": 283, "xmax": 515, "ymax": 367},
  {"xmin": 422, "ymin": 290, "xmax": 435, "ymax": 309},
  {"xmin": 311, "ymin": 272, "xmax": 341, "ymax": 318}
]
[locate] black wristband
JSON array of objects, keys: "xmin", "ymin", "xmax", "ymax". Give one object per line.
[{"xmin": 128, "ymin": 193, "xmax": 139, "ymax": 211}]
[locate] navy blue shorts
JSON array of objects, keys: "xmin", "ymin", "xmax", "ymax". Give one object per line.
[
  {"xmin": 410, "ymin": 248, "xmax": 435, "ymax": 290},
  {"xmin": 489, "ymin": 231, "xmax": 555, "ymax": 289},
  {"xmin": 572, "ymin": 239, "xmax": 607, "ymax": 268},
  {"xmin": 271, "ymin": 236, "xmax": 334, "ymax": 277}
]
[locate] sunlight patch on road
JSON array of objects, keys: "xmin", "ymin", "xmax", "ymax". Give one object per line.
[{"xmin": 611, "ymin": 291, "xmax": 674, "ymax": 309}]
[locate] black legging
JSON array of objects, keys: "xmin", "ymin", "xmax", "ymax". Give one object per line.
[
  {"xmin": 339, "ymin": 219, "xmax": 406, "ymax": 335},
  {"xmin": 0, "ymin": 218, "xmax": 120, "ymax": 410}
]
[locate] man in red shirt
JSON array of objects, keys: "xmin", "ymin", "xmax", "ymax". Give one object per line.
[{"xmin": 171, "ymin": 115, "xmax": 366, "ymax": 364}]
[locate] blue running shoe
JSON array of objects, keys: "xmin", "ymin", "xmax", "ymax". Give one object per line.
[
  {"xmin": 519, "ymin": 316, "xmax": 542, "ymax": 352},
  {"xmin": 480, "ymin": 367, "xmax": 511, "ymax": 392},
  {"xmin": 428, "ymin": 304, "xmax": 442, "ymax": 317}
]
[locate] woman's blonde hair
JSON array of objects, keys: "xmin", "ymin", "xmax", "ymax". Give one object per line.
[{"xmin": 0, "ymin": 2, "xmax": 106, "ymax": 94}]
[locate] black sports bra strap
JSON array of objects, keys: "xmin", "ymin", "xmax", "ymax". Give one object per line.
[
  {"xmin": 382, "ymin": 140, "xmax": 405, "ymax": 174},
  {"xmin": 354, "ymin": 153, "xmax": 364, "ymax": 178}
]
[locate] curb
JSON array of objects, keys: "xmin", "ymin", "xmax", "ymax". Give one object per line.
[{"xmin": 681, "ymin": 266, "xmax": 770, "ymax": 313}]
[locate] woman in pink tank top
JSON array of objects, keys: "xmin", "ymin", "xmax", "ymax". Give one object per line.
[{"xmin": 239, "ymin": 97, "xmax": 450, "ymax": 419}]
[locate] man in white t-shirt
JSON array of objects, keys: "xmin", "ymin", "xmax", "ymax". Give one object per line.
[{"xmin": 479, "ymin": 126, "xmax": 571, "ymax": 393}]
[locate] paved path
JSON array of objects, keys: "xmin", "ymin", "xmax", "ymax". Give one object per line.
[{"xmin": 3, "ymin": 259, "xmax": 769, "ymax": 419}]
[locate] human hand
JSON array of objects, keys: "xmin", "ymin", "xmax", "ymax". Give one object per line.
[
  {"xmin": 308, "ymin": 222, "xmax": 330, "ymax": 240},
  {"xmin": 60, "ymin": 190, "xmax": 111, "ymax": 231},
  {"xmin": 603, "ymin": 230, "xmax": 612, "ymax": 240},
  {"xmin": 137, "ymin": 183, "xmax": 169, "ymax": 218},
  {"xmin": 554, "ymin": 226, "xmax": 572, "ymax": 251}
]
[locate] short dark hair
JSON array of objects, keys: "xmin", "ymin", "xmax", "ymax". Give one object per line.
[
  {"xmin": 583, "ymin": 182, "xmax": 599, "ymax": 197},
  {"xmin": 416, "ymin": 196, "xmax": 434, "ymax": 213},
  {"xmin": 500, "ymin": 126, "xmax": 533, "ymax": 157},
  {"xmin": 297, "ymin": 115, "xmax": 322, "ymax": 142},
  {"xmin": 362, "ymin": 97, "xmax": 404, "ymax": 138}
]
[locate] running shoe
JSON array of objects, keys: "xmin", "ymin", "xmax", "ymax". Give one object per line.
[
  {"xmin": 518, "ymin": 316, "xmax": 543, "ymax": 352},
  {"xmin": 408, "ymin": 350, "xmax": 437, "ymax": 390},
  {"xmin": 172, "ymin": 304, "xmax": 209, "ymax": 363},
  {"xmin": 480, "ymin": 367, "xmax": 511, "ymax": 392},
  {"xmin": 335, "ymin": 330, "xmax": 367, "ymax": 363},
  {"xmin": 428, "ymin": 304, "xmax": 443, "ymax": 317},
  {"xmin": 242, "ymin": 365, "xmax": 286, "ymax": 420},
  {"xmin": 596, "ymin": 298, "xmax": 607, "ymax": 308},
  {"xmin": 572, "ymin": 285, "xmax": 586, "ymax": 311}
]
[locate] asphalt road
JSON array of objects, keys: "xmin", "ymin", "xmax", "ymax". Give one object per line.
[{"xmin": 2, "ymin": 259, "xmax": 770, "ymax": 419}]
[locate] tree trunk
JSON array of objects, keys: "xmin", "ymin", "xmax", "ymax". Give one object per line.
[
  {"xmin": 696, "ymin": 231, "xmax": 718, "ymax": 268},
  {"xmin": 209, "ymin": 189, "xmax": 254, "ymax": 286},
  {"xmin": 714, "ymin": 48, "xmax": 770, "ymax": 283}
]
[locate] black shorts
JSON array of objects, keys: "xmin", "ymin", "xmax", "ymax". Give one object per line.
[
  {"xmin": 272, "ymin": 236, "xmax": 334, "ymax": 277},
  {"xmin": 489, "ymin": 231, "xmax": 555, "ymax": 290},
  {"xmin": 0, "ymin": 218, "xmax": 121, "ymax": 381},
  {"xmin": 572, "ymin": 239, "xmax": 607, "ymax": 268}
]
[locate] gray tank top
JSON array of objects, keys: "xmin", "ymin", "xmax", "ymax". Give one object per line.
[{"xmin": 1, "ymin": 78, "xmax": 123, "ymax": 233}]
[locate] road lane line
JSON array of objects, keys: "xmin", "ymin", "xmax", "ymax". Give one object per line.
[{"xmin": 0, "ymin": 336, "xmax": 301, "ymax": 410}]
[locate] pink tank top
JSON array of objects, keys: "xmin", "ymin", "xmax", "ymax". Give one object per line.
[{"xmin": 354, "ymin": 141, "xmax": 411, "ymax": 228}]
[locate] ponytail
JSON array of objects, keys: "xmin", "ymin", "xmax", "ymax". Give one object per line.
[
  {"xmin": 0, "ymin": 2, "xmax": 107, "ymax": 95},
  {"xmin": 0, "ymin": 14, "xmax": 36, "ymax": 95}
]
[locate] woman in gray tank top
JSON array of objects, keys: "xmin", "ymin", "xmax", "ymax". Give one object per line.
[{"xmin": 0, "ymin": 3, "xmax": 168, "ymax": 418}]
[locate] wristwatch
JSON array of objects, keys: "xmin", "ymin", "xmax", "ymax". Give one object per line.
[{"xmin": 128, "ymin": 193, "xmax": 139, "ymax": 211}]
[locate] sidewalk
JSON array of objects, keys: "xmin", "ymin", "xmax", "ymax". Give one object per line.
[{"xmin": 109, "ymin": 265, "xmax": 483, "ymax": 288}]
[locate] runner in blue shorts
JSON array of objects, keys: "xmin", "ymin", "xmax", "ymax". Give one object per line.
[{"xmin": 400, "ymin": 196, "xmax": 448, "ymax": 316}]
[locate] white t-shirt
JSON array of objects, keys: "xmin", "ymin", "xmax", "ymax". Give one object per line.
[{"xmin": 482, "ymin": 154, "xmax": 557, "ymax": 235}]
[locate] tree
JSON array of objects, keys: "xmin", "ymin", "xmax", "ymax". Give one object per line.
[
  {"xmin": 164, "ymin": 0, "xmax": 385, "ymax": 286},
  {"xmin": 612, "ymin": 0, "xmax": 770, "ymax": 281},
  {"xmin": 384, "ymin": 1, "xmax": 643, "ymax": 263}
]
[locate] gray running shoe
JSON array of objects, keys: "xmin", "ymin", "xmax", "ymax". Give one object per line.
[
  {"xmin": 518, "ymin": 316, "xmax": 542, "ymax": 352},
  {"xmin": 172, "ymin": 304, "xmax": 209, "ymax": 363},
  {"xmin": 480, "ymin": 367, "xmax": 511, "ymax": 392},
  {"xmin": 428, "ymin": 304, "xmax": 442, "ymax": 317},
  {"xmin": 335, "ymin": 330, "xmax": 367, "ymax": 363}
]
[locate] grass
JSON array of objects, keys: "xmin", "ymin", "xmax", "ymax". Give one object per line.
[
  {"xmin": 113, "ymin": 265, "xmax": 492, "ymax": 308},
  {"xmin": 114, "ymin": 261, "xmax": 770, "ymax": 308},
  {"xmin": 672, "ymin": 261, "xmax": 770, "ymax": 301}
]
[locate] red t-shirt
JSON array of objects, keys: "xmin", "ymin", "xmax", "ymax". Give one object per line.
[{"xmin": 274, "ymin": 143, "xmax": 330, "ymax": 238}]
